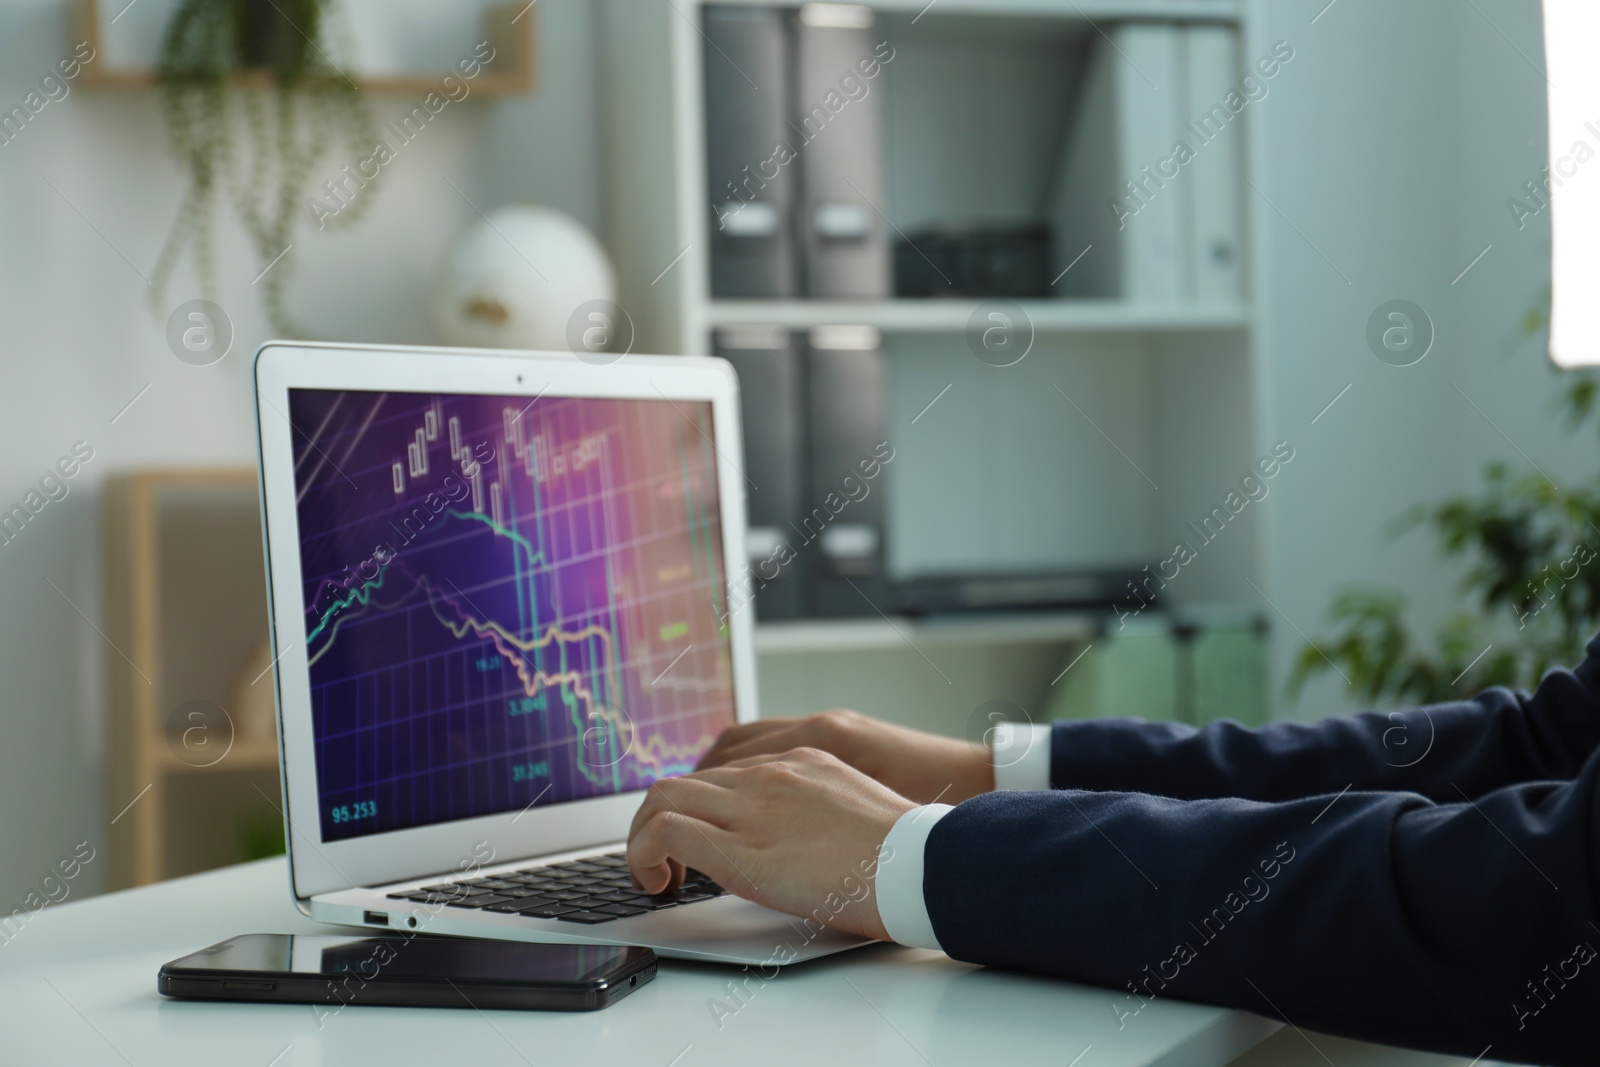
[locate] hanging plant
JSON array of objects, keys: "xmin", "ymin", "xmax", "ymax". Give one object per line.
[{"xmin": 152, "ymin": 0, "xmax": 379, "ymax": 334}]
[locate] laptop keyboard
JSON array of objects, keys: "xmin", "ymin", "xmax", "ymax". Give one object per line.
[{"xmin": 385, "ymin": 851, "xmax": 727, "ymax": 925}]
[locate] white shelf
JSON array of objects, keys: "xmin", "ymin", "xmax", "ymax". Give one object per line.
[
  {"xmin": 754, "ymin": 612, "xmax": 1100, "ymax": 654},
  {"xmin": 710, "ymin": 0, "xmax": 1241, "ymax": 20},
  {"xmin": 706, "ymin": 299, "xmax": 1250, "ymax": 334}
]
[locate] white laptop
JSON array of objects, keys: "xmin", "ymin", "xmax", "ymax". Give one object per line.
[{"xmin": 253, "ymin": 340, "xmax": 870, "ymax": 966}]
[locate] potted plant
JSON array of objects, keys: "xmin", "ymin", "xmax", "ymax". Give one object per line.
[{"xmin": 152, "ymin": 0, "xmax": 379, "ymax": 333}]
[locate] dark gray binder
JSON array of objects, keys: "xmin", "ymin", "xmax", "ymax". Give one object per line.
[
  {"xmin": 792, "ymin": 4, "xmax": 892, "ymax": 298},
  {"xmin": 804, "ymin": 325, "xmax": 889, "ymax": 617},
  {"xmin": 714, "ymin": 326, "xmax": 809, "ymax": 620},
  {"xmin": 703, "ymin": 7, "xmax": 799, "ymax": 298}
]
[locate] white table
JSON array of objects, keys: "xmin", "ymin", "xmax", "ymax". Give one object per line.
[{"xmin": 0, "ymin": 858, "xmax": 1281, "ymax": 1066}]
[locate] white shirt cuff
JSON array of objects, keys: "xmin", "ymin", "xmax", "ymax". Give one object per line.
[
  {"xmin": 875, "ymin": 803, "xmax": 954, "ymax": 950},
  {"xmin": 992, "ymin": 722, "xmax": 1052, "ymax": 791}
]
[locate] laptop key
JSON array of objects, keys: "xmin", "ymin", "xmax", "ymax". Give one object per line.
[
  {"xmin": 484, "ymin": 897, "xmax": 557, "ymax": 914},
  {"xmin": 563, "ymin": 897, "xmax": 612, "ymax": 910},
  {"xmin": 596, "ymin": 904, "xmax": 647, "ymax": 917},
  {"xmin": 593, "ymin": 891, "xmax": 642, "ymax": 903},
  {"xmin": 447, "ymin": 894, "xmax": 519, "ymax": 908},
  {"xmin": 394, "ymin": 891, "xmax": 466, "ymax": 904},
  {"xmin": 671, "ymin": 889, "xmax": 713, "ymax": 904},
  {"xmin": 557, "ymin": 911, "xmax": 619, "ymax": 924}
]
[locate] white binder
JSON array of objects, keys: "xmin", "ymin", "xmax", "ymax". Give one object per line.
[
  {"xmin": 1183, "ymin": 25, "xmax": 1246, "ymax": 302},
  {"xmin": 1052, "ymin": 23, "xmax": 1186, "ymax": 302}
]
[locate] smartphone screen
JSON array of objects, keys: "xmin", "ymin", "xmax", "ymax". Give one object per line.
[{"xmin": 168, "ymin": 934, "xmax": 648, "ymax": 986}]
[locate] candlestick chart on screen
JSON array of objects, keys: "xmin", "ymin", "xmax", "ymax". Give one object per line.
[{"xmin": 286, "ymin": 388, "xmax": 735, "ymax": 842}]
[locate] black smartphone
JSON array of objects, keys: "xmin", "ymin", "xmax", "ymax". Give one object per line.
[{"xmin": 159, "ymin": 934, "xmax": 656, "ymax": 1011}]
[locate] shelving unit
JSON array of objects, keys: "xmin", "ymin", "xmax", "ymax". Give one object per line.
[
  {"xmin": 706, "ymin": 299, "xmax": 1251, "ymax": 333},
  {"xmin": 600, "ymin": 0, "xmax": 1271, "ymax": 724},
  {"xmin": 755, "ymin": 611, "xmax": 1101, "ymax": 654},
  {"xmin": 75, "ymin": 0, "xmax": 537, "ymax": 96},
  {"xmin": 101, "ymin": 470, "xmax": 282, "ymax": 890},
  {"xmin": 702, "ymin": 0, "xmax": 1242, "ymax": 18}
]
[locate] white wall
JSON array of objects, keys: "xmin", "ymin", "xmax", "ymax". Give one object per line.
[
  {"xmin": 0, "ymin": 0, "xmax": 604, "ymax": 908},
  {"xmin": 1249, "ymin": 0, "xmax": 1578, "ymax": 721}
]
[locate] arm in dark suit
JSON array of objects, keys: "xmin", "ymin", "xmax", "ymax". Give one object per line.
[
  {"xmin": 1047, "ymin": 632, "xmax": 1600, "ymax": 802},
  {"xmin": 922, "ymin": 643, "xmax": 1600, "ymax": 1065}
]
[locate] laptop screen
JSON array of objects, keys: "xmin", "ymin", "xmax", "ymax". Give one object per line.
[{"xmin": 286, "ymin": 388, "xmax": 737, "ymax": 843}]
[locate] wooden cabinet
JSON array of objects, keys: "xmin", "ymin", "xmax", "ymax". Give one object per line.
[{"xmin": 101, "ymin": 470, "xmax": 283, "ymax": 889}]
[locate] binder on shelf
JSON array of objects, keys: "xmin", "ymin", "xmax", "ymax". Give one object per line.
[
  {"xmin": 713, "ymin": 326, "xmax": 810, "ymax": 620},
  {"xmin": 1051, "ymin": 23, "xmax": 1187, "ymax": 302},
  {"xmin": 793, "ymin": 3, "xmax": 892, "ymax": 299},
  {"xmin": 703, "ymin": 6, "xmax": 800, "ymax": 299},
  {"xmin": 1183, "ymin": 25, "xmax": 1246, "ymax": 302},
  {"xmin": 804, "ymin": 324, "xmax": 889, "ymax": 617}
]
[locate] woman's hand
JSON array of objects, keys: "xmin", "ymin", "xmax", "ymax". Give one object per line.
[
  {"xmin": 696, "ymin": 709, "xmax": 995, "ymax": 805},
  {"xmin": 626, "ymin": 748, "xmax": 916, "ymax": 942}
]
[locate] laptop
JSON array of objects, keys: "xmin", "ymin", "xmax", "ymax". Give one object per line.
[{"xmin": 253, "ymin": 341, "xmax": 871, "ymax": 965}]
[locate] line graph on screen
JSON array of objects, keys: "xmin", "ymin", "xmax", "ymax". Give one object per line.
[{"xmin": 288, "ymin": 388, "xmax": 735, "ymax": 842}]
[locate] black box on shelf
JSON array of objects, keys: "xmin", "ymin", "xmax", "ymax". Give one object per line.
[
  {"xmin": 891, "ymin": 568, "xmax": 1152, "ymax": 616},
  {"xmin": 894, "ymin": 222, "xmax": 1053, "ymax": 298}
]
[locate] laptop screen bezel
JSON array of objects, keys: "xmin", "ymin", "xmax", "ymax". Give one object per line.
[{"xmin": 253, "ymin": 342, "xmax": 759, "ymax": 902}]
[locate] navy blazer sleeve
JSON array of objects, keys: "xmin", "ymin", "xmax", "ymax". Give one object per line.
[
  {"xmin": 1047, "ymin": 632, "xmax": 1600, "ymax": 803},
  {"xmin": 923, "ymin": 640, "xmax": 1600, "ymax": 1065}
]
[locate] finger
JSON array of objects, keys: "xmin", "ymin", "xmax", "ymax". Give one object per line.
[
  {"xmin": 719, "ymin": 751, "xmax": 794, "ymax": 770},
  {"xmin": 696, "ymin": 719, "xmax": 798, "ymax": 768},
  {"xmin": 627, "ymin": 776, "xmax": 738, "ymax": 848},
  {"xmin": 637, "ymin": 857, "xmax": 686, "ymax": 894},
  {"xmin": 662, "ymin": 766, "xmax": 747, "ymax": 789},
  {"xmin": 698, "ymin": 726, "xmax": 808, "ymax": 770},
  {"xmin": 627, "ymin": 810, "xmax": 738, "ymax": 895}
]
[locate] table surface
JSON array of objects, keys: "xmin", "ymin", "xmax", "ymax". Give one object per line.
[{"xmin": 0, "ymin": 858, "xmax": 1281, "ymax": 1067}]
